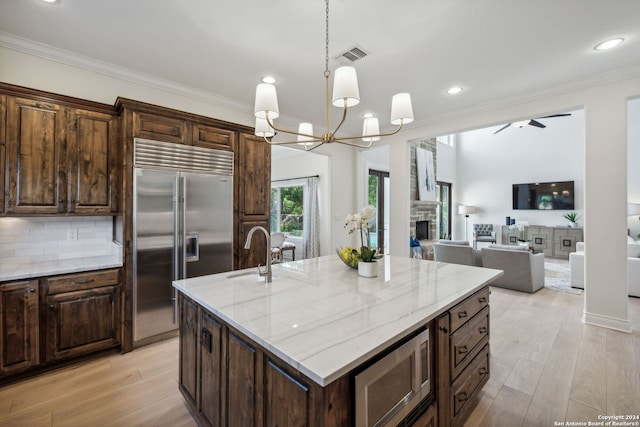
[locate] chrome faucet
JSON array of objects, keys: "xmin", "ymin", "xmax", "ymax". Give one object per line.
[{"xmin": 244, "ymin": 226, "xmax": 272, "ymax": 283}]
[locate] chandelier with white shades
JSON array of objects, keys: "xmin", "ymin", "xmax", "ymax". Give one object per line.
[{"xmin": 253, "ymin": 0, "xmax": 414, "ymax": 151}]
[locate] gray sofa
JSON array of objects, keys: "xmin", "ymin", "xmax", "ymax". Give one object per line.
[
  {"xmin": 433, "ymin": 240, "xmax": 482, "ymax": 267},
  {"xmin": 481, "ymin": 245, "xmax": 545, "ymax": 293}
]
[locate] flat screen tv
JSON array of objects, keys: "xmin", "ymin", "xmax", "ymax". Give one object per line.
[{"xmin": 512, "ymin": 181, "xmax": 575, "ymax": 210}]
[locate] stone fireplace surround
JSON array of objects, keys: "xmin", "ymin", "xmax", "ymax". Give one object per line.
[{"xmin": 409, "ymin": 137, "xmax": 438, "ymax": 259}]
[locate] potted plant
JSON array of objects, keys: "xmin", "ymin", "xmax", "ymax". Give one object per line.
[
  {"xmin": 509, "ymin": 221, "xmax": 529, "ymax": 246},
  {"xmin": 563, "ymin": 212, "xmax": 581, "ymax": 227},
  {"xmin": 344, "ymin": 205, "xmax": 383, "ymax": 277}
]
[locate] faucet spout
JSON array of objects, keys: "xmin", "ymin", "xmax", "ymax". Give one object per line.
[{"xmin": 244, "ymin": 226, "xmax": 272, "ymax": 283}]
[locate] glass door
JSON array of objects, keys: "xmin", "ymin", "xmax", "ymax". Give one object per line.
[
  {"xmin": 369, "ymin": 169, "xmax": 390, "ymax": 254},
  {"xmin": 436, "ymin": 181, "xmax": 452, "ymax": 239}
]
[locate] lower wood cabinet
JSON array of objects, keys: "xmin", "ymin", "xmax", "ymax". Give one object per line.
[
  {"xmin": 0, "ymin": 280, "xmax": 39, "ymax": 377},
  {"xmin": 437, "ymin": 286, "xmax": 490, "ymax": 427},
  {"xmin": 44, "ymin": 269, "xmax": 121, "ymax": 362},
  {"xmin": 178, "ymin": 293, "xmax": 347, "ymax": 427}
]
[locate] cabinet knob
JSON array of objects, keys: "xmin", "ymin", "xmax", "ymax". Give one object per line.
[
  {"xmin": 49, "ymin": 304, "xmax": 55, "ymax": 309},
  {"xmin": 479, "ymin": 326, "xmax": 488, "ymax": 334},
  {"xmin": 457, "ymin": 345, "xmax": 468, "ymax": 355},
  {"xmin": 29, "ymin": 288, "xmax": 36, "ymax": 293},
  {"xmin": 59, "ymin": 198, "xmax": 64, "ymax": 203},
  {"xmin": 479, "ymin": 367, "xmax": 489, "ymax": 375},
  {"xmin": 456, "ymin": 391, "xmax": 468, "ymax": 403},
  {"xmin": 439, "ymin": 326, "xmax": 448, "ymax": 334},
  {"xmin": 478, "ymin": 297, "xmax": 487, "ymax": 303},
  {"xmin": 458, "ymin": 310, "xmax": 468, "ymax": 318}
]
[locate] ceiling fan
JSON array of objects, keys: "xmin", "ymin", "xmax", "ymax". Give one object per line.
[{"xmin": 493, "ymin": 113, "xmax": 572, "ymax": 134}]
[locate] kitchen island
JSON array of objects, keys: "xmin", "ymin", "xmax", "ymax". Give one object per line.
[{"xmin": 173, "ymin": 255, "xmax": 502, "ymax": 427}]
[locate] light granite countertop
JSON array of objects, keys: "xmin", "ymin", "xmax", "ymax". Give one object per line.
[
  {"xmin": 0, "ymin": 254, "xmax": 123, "ymax": 281},
  {"xmin": 173, "ymin": 254, "xmax": 502, "ymax": 387}
]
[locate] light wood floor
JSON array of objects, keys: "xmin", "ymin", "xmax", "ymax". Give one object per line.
[{"xmin": 1, "ymin": 288, "xmax": 638, "ymax": 427}]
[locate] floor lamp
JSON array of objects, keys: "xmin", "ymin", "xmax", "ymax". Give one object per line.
[{"xmin": 459, "ymin": 205, "xmax": 476, "ymax": 241}]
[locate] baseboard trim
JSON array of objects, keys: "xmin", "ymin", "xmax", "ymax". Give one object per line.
[{"xmin": 582, "ymin": 311, "xmax": 631, "ymax": 333}]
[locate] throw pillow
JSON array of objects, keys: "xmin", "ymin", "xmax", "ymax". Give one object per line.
[{"xmin": 438, "ymin": 240, "xmax": 470, "ymax": 246}]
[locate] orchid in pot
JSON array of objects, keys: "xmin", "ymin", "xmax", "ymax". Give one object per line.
[
  {"xmin": 343, "ymin": 205, "xmax": 382, "ymax": 276},
  {"xmin": 509, "ymin": 221, "xmax": 529, "ymax": 243}
]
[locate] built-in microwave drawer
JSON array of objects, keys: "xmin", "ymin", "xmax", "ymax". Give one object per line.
[
  {"xmin": 355, "ymin": 329, "xmax": 430, "ymax": 427},
  {"xmin": 450, "ymin": 306, "xmax": 490, "ymax": 379}
]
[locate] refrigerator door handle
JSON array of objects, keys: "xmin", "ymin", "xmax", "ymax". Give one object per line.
[
  {"xmin": 186, "ymin": 233, "xmax": 200, "ymax": 262},
  {"xmin": 173, "ymin": 175, "xmax": 180, "ymax": 282}
]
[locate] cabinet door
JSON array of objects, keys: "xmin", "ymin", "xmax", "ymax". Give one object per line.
[
  {"xmin": 193, "ymin": 124, "xmax": 235, "ymax": 151},
  {"xmin": 68, "ymin": 109, "xmax": 118, "ymax": 214},
  {"xmin": 200, "ymin": 311, "xmax": 223, "ymax": 427},
  {"xmin": 265, "ymin": 359, "xmax": 310, "ymax": 426},
  {"xmin": 0, "ymin": 95, "xmax": 6, "ymax": 213},
  {"xmin": 133, "ymin": 111, "xmax": 188, "ymax": 145},
  {"xmin": 5, "ymin": 97, "xmax": 67, "ymax": 214},
  {"xmin": 227, "ymin": 331, "xmax": 260, "ymax": 426},
  {"xmin": 237, "ymin": 133, "xmax": 270, "ymax": 218},
  {"xmin": 0, "ymin": 280, "xmax": 39, "ymax": 377},
  {"xmin": 179, "ymin": 295, "xmax": 199, "ymax": 406},
  {"xmin": 45, "ymin": 285, "xmax": 120, "ymax": 361}
]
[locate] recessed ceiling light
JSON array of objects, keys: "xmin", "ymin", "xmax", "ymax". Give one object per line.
[
  {"xmin": 40, "ymin": 0, "xmax": 58, "ymax": 3},
  {"xmin": 446, "ymin": 86, "xmax": 463, "ymax": 95},
  {"xmin": 262, "ymin": 76, "xmax": 277, "ymax": 84},
  {"xmin": 594, "ymin": 38, "xmax": 624, "ymax": 51}
]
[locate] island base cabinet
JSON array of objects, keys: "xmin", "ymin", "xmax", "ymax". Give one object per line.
[{"xmin": 177, "ymin": 293, "xmax": 351, "ymax": 427}]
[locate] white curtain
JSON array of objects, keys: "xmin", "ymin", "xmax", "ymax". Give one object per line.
[{"xmin": 303, "ymin": 177, "xmax": 320, "ymax": 258}]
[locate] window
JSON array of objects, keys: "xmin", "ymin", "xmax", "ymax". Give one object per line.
[
  {"xmin": 368, "ymin": 169, "xmax": 390, "ymax": 253},
  {"xmin": 436, "ymin": 181, "xmax": 452, "ymax": 239},
  {"xmin": 271, "ymin": 185, "xmax": 304, "ymax": 236},
  {"xmin": 436, "ymin": 134, "xmax": 455, "ymax": 147}
]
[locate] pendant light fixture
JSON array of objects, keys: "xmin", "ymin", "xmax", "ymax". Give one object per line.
[{"xmin": 253, "ymin": 0, "xmax": 414, "ymax": 151}]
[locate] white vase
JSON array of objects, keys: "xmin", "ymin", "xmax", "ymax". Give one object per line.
[{"xmin": 358, "ymin": 261, "xmax": 378, "ymax": 278}]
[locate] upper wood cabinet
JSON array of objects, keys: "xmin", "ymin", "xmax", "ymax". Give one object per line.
[
  {"xmin": 193, "ymin": 124, "xmax": 235, "ymax": 151},
  {"xmin": 1, "ymin": 84, "xmax": 120, "ymax": 216},
  {"xmin": 68, "ymin": 109, "xmax": 119, "ymax": 214},
  {"xmin": 5, "ymin": 96, "xmax": 68, "ymax": 214},
  {"xmin": 133, "ymin": 111, "xmax": 188, "ymax": 145}
]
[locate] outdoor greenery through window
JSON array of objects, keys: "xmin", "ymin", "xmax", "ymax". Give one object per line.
[{"xmin": 271, "ymin": 186, "xmax": 304, "ymax": 237}]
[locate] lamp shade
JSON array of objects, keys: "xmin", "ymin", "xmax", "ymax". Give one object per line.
[
  {"xmin": 254, "ymin": 83, "xmax": 280, "ymax": 120},
  {"xmin": 390, "ymin": 93, "xmax": 414, "ymax": 125},
  {"xmin": 297, "ymin": 122, "xmax": 314, "ymax": 145},
  {"xmin": 511, "ymin": 120, "xmax": 531, "ymax": 128},
  {"xmin": 628, "ymin": 203, "xmax": 640, "ymax": 216},
  {"xmin": 458, "ymin": 205, "xmax": 476, "ymax": 215},
  {"xmin": 254, "ymin": 117, "xmax": 275, "ymax": 138},
  {"xmin": 362, "ymin": 117, "xmax": 380, "ymax": 142},
  {"xmin": 332, "ymin": 66, "xmax": 360, "ymax": 108}
]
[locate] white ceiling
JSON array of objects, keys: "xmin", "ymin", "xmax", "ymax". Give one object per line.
[{"xmin": 1, "ymin": 0, "xmax": 640, "ymax": 138}]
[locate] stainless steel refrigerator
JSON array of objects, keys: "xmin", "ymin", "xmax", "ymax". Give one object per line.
[{"xmin": 133, "ymin": 138, "xmax": 234, "ymax": 343}]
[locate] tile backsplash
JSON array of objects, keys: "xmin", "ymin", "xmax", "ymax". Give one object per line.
[{"xmin": 0, "ymin": 216, "xmax": 118, "ymax": 266}]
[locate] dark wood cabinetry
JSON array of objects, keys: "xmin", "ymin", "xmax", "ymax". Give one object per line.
[
  {"xmin": 1, "ymin": 84, "xmax": 120, "ymax": 216},
  {"xmin": 235, "ymin": 133, "xmax": 271, "ymax": 269},
  {"xmin": 437, "ymin": 286, "xmax": 490, "ymax": 427},
  {"xmin": 44, "ymin": 269, "xmax": 121, "ymax": 362},
  {"xmin": 0, "ymin": 95, "xmax": 6, "ymax": 213},
  {"xmin": 178, "ymin": 293, "xmax": 348, "ymax": 427},
  {"xmin": 68, "ymin": 109, "xmax": 119, "ymax": 214},
  {"xmin": 5, "ymin": 96, "xmax": 67, "ymax": 214},
  {"xmin": 0, "ymin": 280, "xmax": 39, "ymax": 377}
]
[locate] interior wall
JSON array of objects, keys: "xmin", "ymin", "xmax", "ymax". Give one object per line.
[
  {"xmin": 455, "ymin": 109, "xmax": 585, "ymax": 240},
  {"xmin": 271, "ymin": 147, "xmax": 331, "ymax": 256},
  {"xmin": 628, "ymin": 98, "xmax": 640, "ymax": 238}
]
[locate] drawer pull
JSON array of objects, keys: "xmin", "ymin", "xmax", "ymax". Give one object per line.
[
  {"xmin": 29, "ymin": 288, "xmax": 36, "ymax": 293},
  {"xmin": 439, "ymin": 326, "xmax": 449, "ymax": 334},
  {"xmin": 479, "ymin": 326, "xmax": 488, "ymax": 334},
  {"xmin": 74, "ymin": 278, "xmax": 95, "ymax": 285},
  {"xmin": 458, "ymin": 310, "xmax": 468, "ymax": 319},
  {"xmin": 478, "ymin": 297, "xmax": 487, "ymax": 303},
  {"xmin": 457, "ymin": 345, "xmax": 468, "ymax": 355},
  {"xmin": 479, "ymin": 367, "xmax": 488, "ymax": 375},
  {"xmin": 456, "ymin": 391, "xmax": 468, "ymax": 402}
]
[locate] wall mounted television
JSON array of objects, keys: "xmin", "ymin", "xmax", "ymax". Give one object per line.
[{"xmin": 512, "ymin": 181, "xmax": 575, "ymax": 210}]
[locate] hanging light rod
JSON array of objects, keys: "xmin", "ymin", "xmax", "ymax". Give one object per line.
[{"xmin": 253, "ymin": 0, "xmax": 414, "ymax": 151}]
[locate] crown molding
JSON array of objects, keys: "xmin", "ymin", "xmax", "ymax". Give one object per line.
[{"xmin": 0, "ymin": 31, "xmax": 252, "ymax": 114}]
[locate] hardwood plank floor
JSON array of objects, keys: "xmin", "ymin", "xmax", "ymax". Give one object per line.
[{"xmin": 0, "ymin": 286, "xmax": 638, "ymax": 427}]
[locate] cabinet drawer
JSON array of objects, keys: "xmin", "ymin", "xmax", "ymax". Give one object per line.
[
  {"xmin": 449, "ymin": 287, "xmax": 489, "ymax": 333},
  {"xmin": 451, "ymin": 306, "xmax": 489, "ymax": 380},
  {"xmin": 193, "ymin": 124, "xmax": 235, "ymax": 150},
  {"xmin": 451, "ymin": 344, "xmax": 489, "ymax": 417},
  {"xmin": 46, "ymin": 269, "xmax": 120, "ymax": 294}
]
